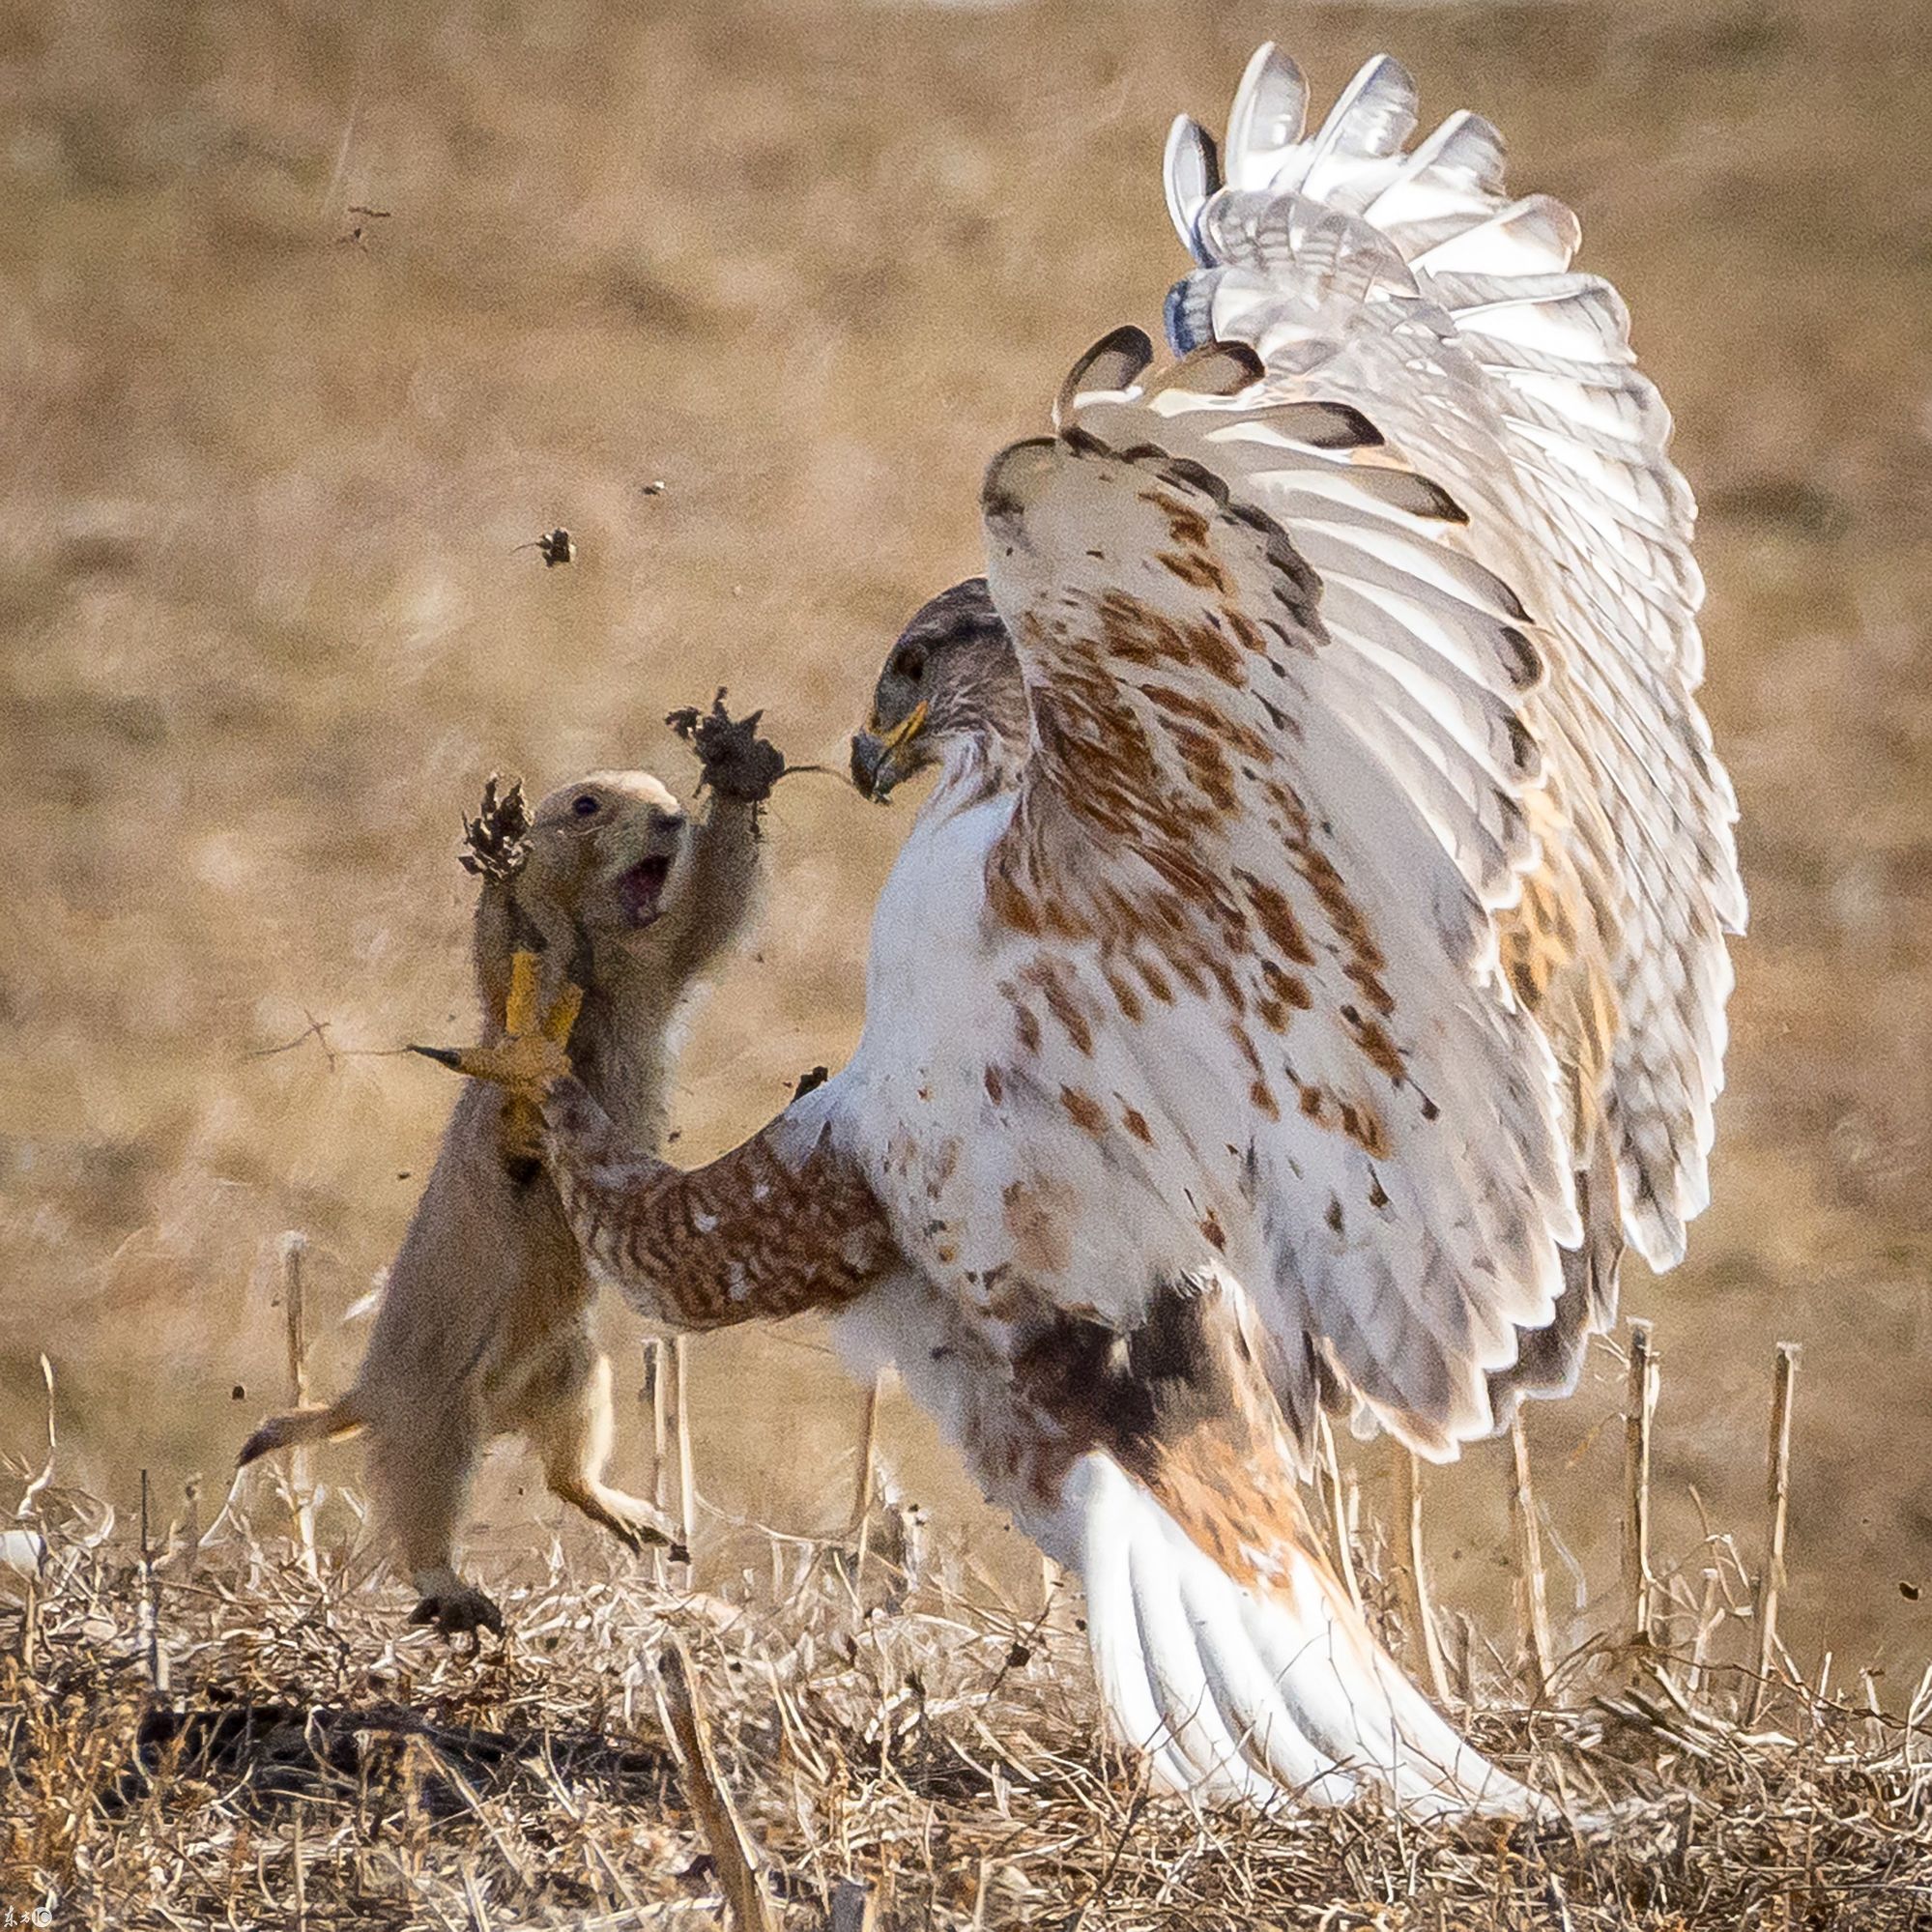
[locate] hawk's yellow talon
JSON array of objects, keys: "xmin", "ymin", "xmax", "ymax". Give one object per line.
[
  {"xmin": 505, "ymin": 949, "xmax": 543, "ymax": 1035},
  {"xmin": 542, "ymin": 979, "xmax": 584, "ymax": 1046},
  {"xmin": 408, "ymin": 1035, "xmax": 568, "ymax": 1091},
  {"xmin": 411, "ymin": 949, "xmax": 578, "ymax": 1106}
]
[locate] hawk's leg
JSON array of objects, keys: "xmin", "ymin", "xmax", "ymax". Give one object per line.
[
  {"xmin": 413, "ymin": 950, "xmax": 580, "ymax": 1139},
  {"xmin": 417, "ymin": 965, "xmax": 899, "ymax": 1330}
]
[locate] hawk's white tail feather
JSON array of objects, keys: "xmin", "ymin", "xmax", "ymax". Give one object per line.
[{"xmin": 1065, "ymin": 1455, "xmax": 1545, "ymax": 1819}]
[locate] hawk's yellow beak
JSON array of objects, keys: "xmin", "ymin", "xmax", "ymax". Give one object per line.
[{"xmin": 850, "ymin": 700, "xmax": 929, "ymax": 802}]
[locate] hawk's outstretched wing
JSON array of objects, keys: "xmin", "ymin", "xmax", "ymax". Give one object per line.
[
  {"xmin": 1165, "ymin": 47, "xmax": 1744, "ymax": 1285},
  {"xmin": 978, "ymin": 52, "xmax": 1739, "ymax": 1456}
]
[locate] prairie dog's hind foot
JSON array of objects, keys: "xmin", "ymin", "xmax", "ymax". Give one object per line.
[
  {"xmin": 408, "ymin": 1572, "xmax": 505, "ymax": 1638},
  {"xmin": 554, "ymin": 1475, "xmax": 688, "ymax": 1563}
]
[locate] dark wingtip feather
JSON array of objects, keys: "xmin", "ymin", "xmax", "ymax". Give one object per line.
[
  {"xmin": 1163, "ymin": 269, "xmax": 1226, "ymax": 356},
  {"xmin": 1053, "ymin": 325, "xmax": 1155, "ymax": 429}
]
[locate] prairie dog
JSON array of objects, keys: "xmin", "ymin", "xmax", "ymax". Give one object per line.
[{"xmin": 240, "ymin": 699, "xmax": 785, "ymax": 1633}]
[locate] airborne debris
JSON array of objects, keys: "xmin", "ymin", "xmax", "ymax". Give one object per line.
[
  {"xmin": 518, "ymin": 527, "xmax": 576, "ymax": 567},
  {"xmin": 337, "ymin": 205, "xmax": 392, "ymax": 247}
]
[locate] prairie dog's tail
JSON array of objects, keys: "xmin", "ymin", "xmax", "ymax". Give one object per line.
[
  {"xmin": 238, "ymin": 1394, "xmax": 365, "ymax": 1467},
  {"xmin": 1063, "ymin": 1452, "xmax": 1546, "ymax": 1819}
]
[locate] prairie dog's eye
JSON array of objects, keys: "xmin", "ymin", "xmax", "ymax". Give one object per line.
[
  {"xmin": 891, "ymin": 644, "xmax": 927, "ymax": 682},
  {"xmin": 572, "ymin": 793, "xmax": 600, "ymax": 818}
]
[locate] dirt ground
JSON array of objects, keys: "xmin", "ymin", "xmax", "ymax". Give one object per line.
[{"xmin": 4, "ymin": 0, "xmax": 1931, "ymax": 1684}]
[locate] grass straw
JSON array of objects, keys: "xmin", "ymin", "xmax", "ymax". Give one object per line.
[
  {"xmin": 671, "ymin": 1335, "xmax": 697, "ymax": 1586},
  {"xmin": 643, "ymin": 1338, "xmax": 668, "ymax": 1588},
  {"xmin": 1394, "ymin": 1448, "xmax": 1452, "ymax": 1707},
  {"xmin": 1748, "ymin": 1341, "xmax": 1801, "ymax": 1722},
  {"xmin": 1623, "ymin": 1319, "xmax": 1660, "ymax": 1650},
  {"xmin": 1506, "ymin": 1414, "xmax": 1555, "ymax": 1700},
  {"xmin": 849, "ymin": 1370, "xmax": 883, "ymax": 1593},
  {"xmin": 279, "ymin": 1231, "xmax": 320, "ymax": 1583},
  {"xmin": 1313, "ymin": 1412, "xmax": 1364, "ymax": 1619},
  {"xmin": 657, "ymin": 1637, "xmax": 777, "ymax": 1932},
  {"xmin": 136, "ymin": 1467, "xmax": 168, "ymax": 1696}
]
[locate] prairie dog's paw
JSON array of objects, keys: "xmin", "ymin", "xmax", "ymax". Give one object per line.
[
  {"xmin": 460, "ymin": 774, "xmax": 532, "ymax": 882},
  {"xmin": 668, "ymin": 690, "xmax": 787, "ymax": 803},
  {"xmin": 565, "ymin": 1482, "xmax": 689, "ymax": 1561},
  {"xmin": 410, "ymin": 1583, "xmax": 505, "ymax": 1638}
]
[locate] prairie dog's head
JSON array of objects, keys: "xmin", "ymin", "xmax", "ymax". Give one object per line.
[{"xmin": 517, "ymin": 771, "xmax": 690, "ymax": 941}]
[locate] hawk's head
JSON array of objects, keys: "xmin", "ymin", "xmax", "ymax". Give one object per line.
[{"xmin": 851, "ymin": 578, "xmax": 1028, "ymax": 803}]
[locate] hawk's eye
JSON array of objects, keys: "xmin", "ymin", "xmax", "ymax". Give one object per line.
[
  {"xmin": 891, "ymin": 644, "xmax": 928, "ymax": 682},
  {"xmin": 572, "ymin": 793, "xmax": 600, "ymax": 819}
]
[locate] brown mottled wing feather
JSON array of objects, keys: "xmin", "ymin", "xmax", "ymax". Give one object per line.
[
  {"xmin": 980, "ymin": 378, "xmax": 1578, "ymax": 1457},
  {"xmin": 1485, "ymin": 786, "xmax": 1625, "ymax": 1414},
  {"xmin": 540, "ymin": 1076, "xmax": 897, "ymax": 1331}
]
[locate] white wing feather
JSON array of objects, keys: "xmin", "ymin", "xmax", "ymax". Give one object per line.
[{"xmin": 1167, "ymin": 48, "xmax": 1744, "ymax": 1267}]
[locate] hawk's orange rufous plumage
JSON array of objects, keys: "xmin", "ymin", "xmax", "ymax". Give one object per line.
[{"xmin": 510, "ymin": 48, "xmax": 1741, "ymax": 1816}]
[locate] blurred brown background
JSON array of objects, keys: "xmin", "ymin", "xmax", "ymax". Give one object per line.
[{"xmin": 3, "ymin": 0, "xmax": 1930, "ymax": 1674}]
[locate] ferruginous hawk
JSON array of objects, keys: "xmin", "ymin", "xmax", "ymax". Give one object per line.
[{"xmin": 435, "ymin": 46, "xmax": 1742, "ymax": 1816}]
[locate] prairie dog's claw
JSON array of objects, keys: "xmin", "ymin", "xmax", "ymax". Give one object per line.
[{"xmin": 410, "ymin": 1585, "xmax": 505, "ymax": 1638}]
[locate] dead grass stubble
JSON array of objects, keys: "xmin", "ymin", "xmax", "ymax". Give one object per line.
[{"xmin": 5, "ymin": 1463, "xmax": 1931, "ymax": 1931}]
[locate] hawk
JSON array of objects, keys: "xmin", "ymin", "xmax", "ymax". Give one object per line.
[{"xmin": 442, "ymin": 47, "xmax": 1742, "ymax": 1815}]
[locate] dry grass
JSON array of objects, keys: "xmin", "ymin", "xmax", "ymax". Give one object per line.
[
  {"xmin": 5, "ymin": 0, "xmax": 1931, "ymax": 1668},
  {"xmin": 6, "ymin": 1453, "xmax": 1932, "ymax": 1930}
]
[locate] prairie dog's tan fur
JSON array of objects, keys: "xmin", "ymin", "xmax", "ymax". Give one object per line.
[{"xmin": 241, "ymin": 706, "xmax": 781, "ymax": 1632}]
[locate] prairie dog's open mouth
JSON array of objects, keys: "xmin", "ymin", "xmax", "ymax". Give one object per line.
[{"xmin": 617, "ymin": 853, "xmax": 673, "ymax": 927}]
